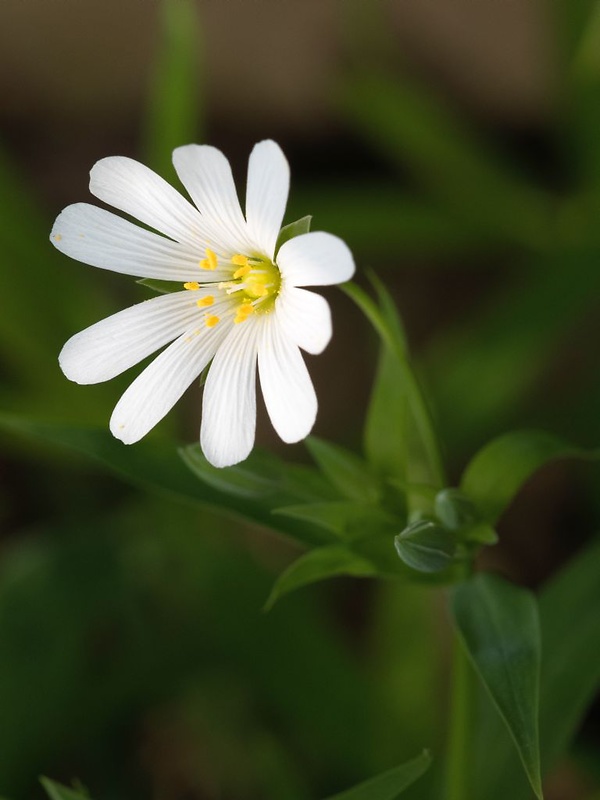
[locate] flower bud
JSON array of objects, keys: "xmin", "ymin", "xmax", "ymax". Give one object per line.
[{"xmin": 394, "ymin": 520, "xmax": 457, "ymax": 574}]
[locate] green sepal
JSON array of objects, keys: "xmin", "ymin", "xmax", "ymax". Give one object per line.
[
  {"xmin": 323, "ymin": 750, "xmax": 432, "ymax": 800},
  {"xmin": 137, "ymin": 278, "xmax": 183, "ymax": 295},
  {"xmin": 276, "ymin": 215, "xmax": 312, "ymax": 252},
  {"xmin": 395, "ymin": 520, "xmax": 457, "ymax": 574}
]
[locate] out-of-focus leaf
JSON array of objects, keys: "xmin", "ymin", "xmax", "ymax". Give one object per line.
[
  {"xmin": 0, "ymin": 416, "xmax": 333, "ymax": 548},
  {"xmin": 288, "ymin": 185, "xmax": 489, "ymax": 256},
  {"xmin": 264, "ymin": 545, "xmax": 377, "ymax": 610},
  {"xmin": 476, "ymin": 538, "xmax": 600, "ymax": 800},
  {"xmin": 40, "ymin": 778, "xmax": 89, "ymax": 800},
  {"xmin": 273, "ymin": 501, "xmax": 394, "ymax": 536},
  {"xmin": 340, "ymin": 71, "xmax": 549, "ymax": 248},
  {"xmin": 426, "ymin": 250, "xmax": 600, "ymax": 457},
  {"xmin": 323, "ymin": 750, "xmax": 431, "ymax": 800},
  {"xmin": 144, "ymin": 0, "xmax": 202, "ymax": 178},
  {"xmin": 452, "ymin": 574, "xmax": 543, "ymax": 799},
  {"xmin": 306, "ymin": 437, "xmax": 382, "ymax": 504},
  {"xmin": 460, "ymin": 429, "xmax": 598, "ymax": 525},
  {"xmin": 276, "ymin": 215, "xmax": 312, "ymax": 251}
]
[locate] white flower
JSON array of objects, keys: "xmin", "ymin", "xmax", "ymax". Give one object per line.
[{"xmin": 51, "ymin": 140, "xmax": 355, "ymax": 468}]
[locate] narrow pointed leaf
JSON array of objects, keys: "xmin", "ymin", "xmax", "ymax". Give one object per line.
[
  {"xmin": 342, "ymin": 281, "xmax": 444, "ymax": 487},
  {"xmin": 273, "ymin": 501, "xmax": 394, "ymax": 536},
  {"xmin": 476, "ymin": 537, "xmax": 600, "ymax": 800},
  {"xmin": 323, "ymin": 750, "xmax": 431, "ymax": 800},
  {"xmin": 452, "ymin": 573, "xmax": 543, "ymax": 799},
  {"xmin": 40, "ymin": 779, "xmax": 89, "ymax": 800},
  {"xmin": 0, "ymin": 416, "xmax": 333, "ymax": 548},
  {"xmin": 265, "ymin": 545, "xmax": 377, "ymax": 610},
  {"xmin": 306, "ymin": 437, "xmax": 382, "ymax": 504},
  {"xmin": 460, "ymin": 429, "xmax": 598, "ymax": 525}
]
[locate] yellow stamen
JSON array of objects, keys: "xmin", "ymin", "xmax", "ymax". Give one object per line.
[
  {"xmin": 234, "ymin": 302, "xmax": 255, "ymax": 324},
  {"xmin": 196, "ymin": 295, "xmax": 214, "ymax": 308},
  {"xmin": 199, "ymin": 248, "xmax": 218, "ymax": 271},
  {"xmin": 233, "ymin": 264, "xmax": 251, "ymax": 279},
  {"xmin": 54, "ymin": 234, "xmax": 62, "ymax": 242},
  {"xmin": 205, "ymin": 314, "xmax": 220, "ymax": 328},
  {"xmin": 231, "ymin": 254, "xmax": 249, "ymax": 267},
  {"xmin": 184, "ymin": 281, "xmax": 200, "ymax": 290}
]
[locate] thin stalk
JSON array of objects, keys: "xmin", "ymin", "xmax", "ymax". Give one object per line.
[{"xmin": 444, "ymin": 614, "xmax": 472, "ymax": 800}]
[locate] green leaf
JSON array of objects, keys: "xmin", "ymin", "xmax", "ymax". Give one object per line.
[
  {"xmin": 460, "ymin": 429, "xmax": 598, "ymax": 525},
  {"xmin": 264, "ymin": 545, "xmax": 377, "ymax": 610},
  {"xmin": 181, "ymin": 444, "xmax": 282, "ymax": 499},
  {"xmin": 306, "ymin": 437, "xmax": 382, "ymax": 504},
  {"xmin": 144, "ymin": 0, "xmax": 202, "ymax": 178},
  {"xmin": 40, "ymin": 778, "xmax": 89, "ymax": 800},
  {"xmin": 273, "ymin": 501, "xmax": 394, "ymax": 536},
  {"xmin": 276, "ymin": 215, "xmax": 312, "ymax": 251},
  {"xmin": 426, "ymin": 250, "xmax": 600, "ymax": 458},
  {"xmin": 452, "ymin": 573, "xmax": 543, "ymax": 799},
  {"xmin": 323, "ymin": 750, "xmax": 431, "ymax": 800},
  {"xmin": 395, "ymin": 521, "xmax": 456, "ymax": 574},
  {"xmin": 0, "ymin": 416, "xmax": 334, "ymax": 549},
  {"xmin": 343, "ymin": 281, "xmax": 445, "ymax": 488},
  {"xmin": 476, "ymin": 537, "xmax": 600, "ymax": 800}
]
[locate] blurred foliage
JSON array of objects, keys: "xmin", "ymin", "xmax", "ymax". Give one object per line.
[{"xmin": 2, "ymin": 0, "xmax": 600, "ymax": 797}]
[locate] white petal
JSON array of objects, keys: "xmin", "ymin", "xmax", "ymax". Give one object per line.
[
  {"xmin": 258, "ymin": 319, "xmax": 317, "ymax": 444},
  {"xmin": 89, "ymin": 156, "xmax": 212, "ymax": 250},
  {"xmin": 275, "ymin": 286, "xmax": 332, "ymax": 355},
  {"xmin": 200, "ymin": 319, "xmax": 261, "ymax": 468},
  {"xmin": 110, "ymin": 321, "xmax": 228, "ymax": 444},
  {"xmin": 50, "ymin": 204, "xmax": 207, "ymax": 280},
  {"xmin": 246, "ymin": 140, "xmax": 290, "ymax": 259},
  {"xmin": 172, "ymin": 144, "xmax": 252, "ymax": 254},
  {"xmin": 59, "ymin": 291, "xmax": 205, "ymax": 384},
  {"xmin": 277, "ymin": 231, "xmax": 355, "ymax": 287}
]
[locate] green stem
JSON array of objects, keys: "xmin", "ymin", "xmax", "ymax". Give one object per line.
[{"xmin": 444, "ymin": 619, "xmax": 472, "ymax": 800}]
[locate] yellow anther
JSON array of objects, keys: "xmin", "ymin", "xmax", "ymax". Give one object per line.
[
  {"xmin": 54, "ymin": 233, "xmax": 62, "ymax": 242},
  {"xmin": 234, "ymin": 302, "xmax": 254, "ymax": 324},
  {"xmin": 233, "ymin": 264, "xmax": 251, "ymax": 279},
  {"xmin": 184, "ymin": 281, "xmax": 200, "ymax": 291},
  {"xmin": 196, "ymin": 295, "xmax": 214, "ymax": 308},
  {"xmin": 199, "ymin": 248, "xmax": 218, "ymax": 271},
  {"xmin": 205, "ymin": 314, "xmax": 220, "ymax": 328},
  {"xmin": 231, "ymin": 254, "xmax": 249, "ymax": 267}
]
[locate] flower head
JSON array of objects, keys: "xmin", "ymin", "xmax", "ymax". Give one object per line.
[{"xmin": 51, "ymin": 140, "xmax": 355, "ymax": 467}]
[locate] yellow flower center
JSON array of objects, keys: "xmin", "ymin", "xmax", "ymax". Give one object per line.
[
  {"xmin": 181, "ymin": 250, "xmax": 281, "ymax": 328},
  {"xmin": 228, "ymin": 254, "xmax": 281, "ymax": 321}
]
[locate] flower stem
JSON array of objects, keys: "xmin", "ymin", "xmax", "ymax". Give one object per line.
[{"xmin": 444, "ymin": 618, "xmax": 472, "ymax": 800}]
